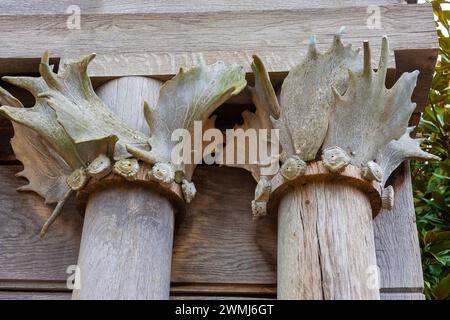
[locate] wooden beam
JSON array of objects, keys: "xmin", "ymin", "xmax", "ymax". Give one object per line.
[
  {"xmin": 0, "ymin": 4, "xmax": 437, "ymax": 79},
  {"xmin": 0, "ymin": 1, "xmax": 408, "ymax": 15}
]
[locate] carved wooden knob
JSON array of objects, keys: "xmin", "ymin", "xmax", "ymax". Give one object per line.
[{"xmin": 381, "ymin": 185, "xmax": 395, "ymax": 210}]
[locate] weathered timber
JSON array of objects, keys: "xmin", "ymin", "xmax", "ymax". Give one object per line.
[
  {"xmin": 72, "ymin": 76, "xmax": 175, "ymax": 300},
  {"xmin": 0, "ymin": 1, "xmax": 406, "ymax": 15},
  {"xmin": 374, "ymin": 162, "xmax": 424, "ymax": 292},
  {"xmin": 275, "ymin": 163, "xmax": 380, "ymax": 299},
  {"xmin": 72, "ymin": 184, "xmax": 174, "ymax": 299},
  {"xmin": 0, "ymin": 5, "xmax": 437, "ymax": 78},
  {"xmin": 0, "ymin": 163, "xmax": 425, "ymax": 298}
]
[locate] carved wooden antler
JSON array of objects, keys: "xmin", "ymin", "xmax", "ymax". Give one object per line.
[
  {"xmin": 0, "ymin": 52, "xmax": 246, "ymax": 235},
  {"xmin": 231, "ymin": 30, "xmax": 439, "ymax": 218},
  {"xmin": 238, "ymin": 30, "xmax": 440, "ymax": 300}
]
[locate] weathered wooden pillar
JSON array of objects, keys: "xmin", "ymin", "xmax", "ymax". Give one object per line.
[
  {"xmin": 269, "ymin": 162, "xmax": 382, "ymax": 299},
  {"xmin": 72, "ymin": 77, "xmax": 176, "ymax": 300},
  {"xmin": 277, "ymin": 181, "xmax": 378, "ymax": 299},
  {"xmin": 242, "ymin": 33, "xmax": 439, "ymax": 300},
  {"xmin": 0, "ymin": 53, "xmax": 246, "ymax": 300}
]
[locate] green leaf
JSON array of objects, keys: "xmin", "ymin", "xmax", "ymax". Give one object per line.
[{"xmin": 433, "ymin": 273, "xmax": 450, "ymax": 300}]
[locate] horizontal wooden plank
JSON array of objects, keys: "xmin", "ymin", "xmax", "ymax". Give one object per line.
[
  {"xmin": 0, "ymin": 291, "xmax": 425, "ymax": 300},
  {"xmin": 0, "ymin": 4, "xmax": 437, "ymax": 78},
  {"xmin": 0, "ymin": 165, "xmax": 276, "ymax": 288},
  {"xmin": 380, "ymin": 292, "xmax": 425, "ymax": 300},
  {"xmin": 0, "ymin": 167, "xmax": 82, "ymax": 283},
  {"xmin": 0, "ymin": 291, "xmax": 271, "ymax": 300},
  {"xmin": 172, "ymin": 166, "xmax": 277, "ymax": 284},
  {"xmin": 0, "ymin": 291, "xmax": 71, "ymax": 300},
  {"xmin": 0, "ymin": 162, "xmax": 423, "ymax": 296},
  {"xmin": 0, "ymin": 1, "xmax": 407, "ymax": 15}
]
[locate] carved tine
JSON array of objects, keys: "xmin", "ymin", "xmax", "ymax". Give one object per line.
[
  {"xmin": 2, "ymin": 76, "xmax": 43, "ymax": 97},
  {"xmin": 332, "ymin": 26, "xmax": 346, "ymax": 48},
  {"xmin": 0, "ymin": 86, "xmax": 23, "ymax": 108},
  {"xmin": 251, "ymin": 55, "xmax": 281, "ymax": 118},
  {"xmin": 377, "ymin": 36, "xmax": 389, "ymax": 81},
  {"xmin": 336, "ymin": 26, "xmax": 346, "ymax": 36},
  {"xmin": 126, "ymin": 144, "xmax": 157, "ymax": 165},
  {"xmin": 308, "ymin": 35, "xmax": 318, "ymax": 58},
  {"xmin": 41, "ymin": 50, "xmax": 50, "ymax": 65},
  {"xmin": 80, "ymin": 53, "xmax": 96, "ymax": 72},
  {"xmin": 406, "ymin": 126, "xmax": 415, "ymax": 134},
  {"xmin": 363, "ymin": 41, "xmax": 372, "ymax": 77},
  {"xmin": 143, "ymin": 101, "xmax": 155, "ymax": 135},
  {"xmin": 40, "ymin": 190, "xmax": 72, "ymax": 237},
  {"xmin": 39, "ymin": 51, "xmax": 59, "ymax": 89}
]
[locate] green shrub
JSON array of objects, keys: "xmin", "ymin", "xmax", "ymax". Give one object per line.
[{"xmin": 412, "ymin": 0, "xmax": 450, "ymax": 300}]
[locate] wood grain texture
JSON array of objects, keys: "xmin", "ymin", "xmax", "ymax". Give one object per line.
[
  {"xmin": 70, "ymin": 76, "xmax": 174, "ymax": 300},
  {"xmin": 72, "ymin": 184, "xmax": 174, "ymax": 299},
  {"xmin": 0, "ymin": 291, "xmax": 272, "ymax": 300},
  {"xmin": 0, "ymin": 1, "xmax": 406, "ymax": 15},
  {"xmin": 0, "ymin": 5, "xmax": 437, "ymax": 78},
  {"xmin": 277, "ymin": 181, "xmax": 379, "ymax": 300},
  {"xmin": 172, "ymin": 166, "xmax": 277, "ymax": 284},
  {"xmin": 395, "ymin": 49, "xmax": 438, "ymax": 113},
  {"xmin": 0, "ymin": 291, "xmax": 426, "ymax": 300},
  {"xmin": 374, "ymin": 162, "xmax": 424, "ymax": 291},
  {"xmin": 269, "ymin": 162, "xmax": 382, "ymax": 217},
  {"xmin": 0, "ymin": 164, "xmax": 424, "ymax": 299},
  {"xmin": 0, "ymin": 165, "xmax": 82, "ymax": 283},
  {"xmin": 0, "ymin": 291, "xmax": 71, "ymax": 300},
  {"xmin": 380, "ymin": 292, "xmax": 425, "ymax": 300},
  {"xmin": 95, "ymin": 77, "xmax": 162, "ymax": 135}
]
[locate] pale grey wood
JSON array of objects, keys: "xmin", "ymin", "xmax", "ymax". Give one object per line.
[
  {"xmin": 0, "ymin": 164, "xmax": 425, "ymax": 299},
  {"xmin": 95, "ymin": 77, "xmax": 162, "ymax": 135},
  {"xmin": 0, "ymin": 165, "xmax": 82, "ymax": 283},
  {"xmin": 0, "ymin": 291, "xmax": 71, "ymax": 300},
  {"xmin": 380, "ymin": 292, "xmax": 425, "ymax": 300},
  {"xmin": 0, "ymin": 5, "xmax": 437, "ymax": 78},
  {"xmin": 0, "ymin": 1, "xmax": 407, "ymax": 15},
  {"xmin": 0, "ymin": 291, "xmax": 271, "ymax": 300},
  {"xmin": 278, "ymin": 181, "xmax": 380, "ymax": 300},
  {"xmin": 72, "ymin": 184, "xmax": 174, "ymax": 299},
  {"xmin": 374, "ymin": 162, "xmax": 424, "ymax": 291},
  {"xmin": 72, "ymin": 76, "xmax": 174, "ymax": 299}
]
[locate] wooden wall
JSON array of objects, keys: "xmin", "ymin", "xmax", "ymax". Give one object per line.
[
  {"xmin": 0, "ymin": 161, "xmax": 425, "ymax": 300},
  {"xmin": 0, "ymin": 0, "xmax": 437, "ymax": 300}
]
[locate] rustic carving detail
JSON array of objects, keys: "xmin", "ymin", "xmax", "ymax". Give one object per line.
[
  {"xmin": 87, "ymin": 154, "xmax": 112, "ymax": 180},
  {"xmin": 321, "ymin": 146, "xmax": 351, "ymax": 173},
  {"xmin": 362, "ymin": 161, "xmax": 383, "ymax": 183},
  {"xmin": 230, "ymin": 30, "xmax": 438, "ymax": 217},
  {"xmin": 113, "ymin": 158, "xmax": 139, "ymax": 181},
  {"xmin": 280, "ymin": 155, "xmax": 307, "ymax": 180},
  {"xmin": 381, "ymin": 185, "xmax": 395, "ymax": 210},
  {"xmin": 0, "ymin": 52, "xmax": 246, "ymax": 235}
]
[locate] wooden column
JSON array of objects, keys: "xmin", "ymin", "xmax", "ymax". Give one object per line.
[
  {"xmin": 277, "ymin": 181, "xmax": 379, "ymax": 299},
  {"xmin": 72, "ymin": 77, "xmax": 176, "ymax": 300}
]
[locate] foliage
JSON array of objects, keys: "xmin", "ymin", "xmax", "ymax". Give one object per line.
[{"xmin": 412, "ymin": 0, "xmax": 450, "ymax": 300}]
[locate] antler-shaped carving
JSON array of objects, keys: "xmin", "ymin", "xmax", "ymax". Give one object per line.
[
  {"xmin": 0, "ymin": 53, "xmax": 246, "ymax": 234},
  {"xmin": 127, "ymin": 62, "xmax": 246, "ymax": 181},
  {"xmin": 229, "ymin": 30, "xmax": 439, "ymax": 216},
  {"xmin": 275, "ymin": 27, "xmax": 361, "ymax": 162},
  {"xmin": 323, "ymin": 37, "xmax": 419, "ymax": 169},
  {"xmin": 380, "ymin": 126, "xmax": 440, "ymax": 186}
]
